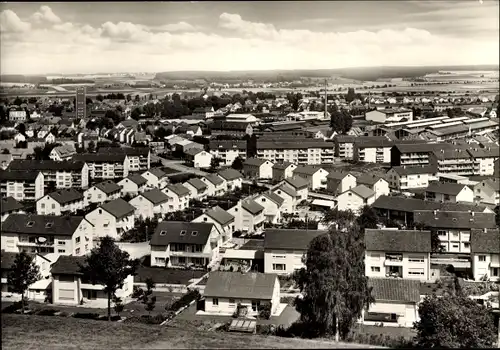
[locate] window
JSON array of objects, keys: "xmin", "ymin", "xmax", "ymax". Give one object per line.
[
  {"xmin": 272, "ymin": 255, "xmax": 286, "ymax": 259},
  {"xmin": 191, "ymin": 231, "xmax": 198, "ymax": 236},
  {"xmin": 58, "ymin": 249, "xmax": 65, "ymax": 253},
  {"xmin": 234, "ymin": 208, "xmax": 238, "ymax": 212},
  {"xmin": 408, "ymin": 268, "xmax": 424, "ymax": 276},
  {"xmin": 438, "ymin": 230, "xmax": 446, "ymax": 236},
  {"xmin": 52, "ymin": 204, "xmax": 56, "ymax": 209},
  {"xmin": 75, "ymin": 248, "xmax": 80, "ymax": 255},
  {"xmin": 45, "ymin": 223, "xmax": 53, "ymax": 229},
  {"xmin": 41, "ymin": 203, "xmax": 45, "ymax": 208},
  {"xmin": 212, "ymin": 298, "xmax": 219, "ymax": 306},
  {"xmin": 26, "ymin": 221, "xmax": 35, "ymax": 228},
  {"xmin": 229, "ymin": 298, "xmax": 235, "ymax": 306},
  {"xmin": 160, "ymin": 230, "xmax": 167, "ymax": 236},
  {"xmin": 478, "ymin": 255, "xmax": 486, "ymax": 262},
  {"xmin": 75, "ymin": 237, "xmax": 81, "ymax": 244},
  {"xmin": 155, "ymin": 257, "xmax": 166, "ymax": 264},
  {"xmin": 273, "ymin": 263, "xmax": 286, "ymax": 271},
  {"xmin": 203, "ymin": 217, "xmax": 207, "ymax": 222},
  {"xmin": 58, "ymin": 241, "xmax": 65, "ymax": 245},
  {"xmin": 493, "ymin": 268, "xmax": 499, "ymax": 277},
  {"xmin": 463, "ymin": 243, "xmax": 470, "ymax": 249},
  {"xmin": 371, "ymin": 266, "xmax": 380, "ymax": 272},
  {"xmin": 180, "ymin": 230, "xmax": 186, "ymax": 236},
  {"xmin": 252, "ymin": 301, "xmax": 260, "ymax": 312},
  {"xmin": 408, "ymin": 256, "xmax": 425, "ymax": 263}
]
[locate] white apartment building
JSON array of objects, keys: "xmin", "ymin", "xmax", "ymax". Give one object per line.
[
  {"xmin": 256, "ymin": 141, "xmax": 335, "ymax": 165},
  {"xmin": 387, "ymin": 165, "xmax": 437, "ymax": 191},
  {"xmin": 208, "ymin": 141, "xmax": 247, "ymax": 166},
  {"xmin": 85, "ymin": 198, "xmax": 135, "ymax": 240},
  {"xmin": 161, "ymin": 183, "xmax": 191, "ymax": 211},
  {"xmin": 74, "ymin": 154, "xmax": 129, "ymax": 181},
  {"xmin": 84, "ymin": 180, "xmax": 121, "ymax": 205},
  {"xmin": 37, "ymin": 188, "xmax": 85, "ymax": 215},
  {"xmin": 0, "ymin": 170, "xmax": 45, "ymax": 201},
  {"xmin": 471, "ymin": 229, "xmax": 500, "ymax": 282},
  {"xmin": 468, "ymin": 147, "xmax": 499, "ymax": 176}
]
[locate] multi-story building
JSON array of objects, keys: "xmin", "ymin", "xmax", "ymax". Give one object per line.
[
  {"xmin": 335, "ymin": 136, "xmax": 387, "ymax": 160},
  {"xmin": 0, "ymin": 170, "xmax": 44, "ymax": 201},
  {"xmin": 470, "ymin": 228, "xmax": 499, "ymax": 282},
  {"xmin": 84, "ymin": 180, "xmax": 122, "ymax": 205},
  {"xmin": 425, "ymin": 182, "xmax": 474, "ymax": 203},
  {"xmin": 192, "ymin": 206, "xmax": 235, "ymax": 243},
  {"xmin": 256, "ymin": 140, "xmax": 335, "ymax": 165},
  {"xmin": 467, "ymin": 147, "xmax": 499, "ymax": 176},
  {"xmin": 354, "ymin": 139, "xmax": 394, "ymax": 163},
  {"xmin": 430, "ymin": 148, "xmax": 475, "ymax": 176},
  {"xmin": 8, "ymin": 108, "xmax": 27, "ymax": 122},
  {"xmin": 228, "ymin": 199, "xmax": 265, "ymax": 234},
  {"xmin": 208, "ymin": 140, "xmax": 247, "ymax": 166},
  {"xmin": 8, "ymin": 160, "xmax": 89, "ymax": 190},
  {"xmin": 1, "ymin": 214, "xmax": 93, "ymax": 256},
  {"xmin": 387, "ymin": 165, "xmax": 437, "ymax": 191},
  {"xmin": 36, "ymin": 188, "xmax": 85, "ymax": 215},
  {"xmin": 150, "ymin": 222, "xmax": 221, "ymax": 268},
  {"xmin": 161, "ymin": 183, "xmax": 191, "ymax": 212},
  {"xmin": 98, "ymin": 147, "xmax": 150, "ymax": 172},
  {"xmin": 85, "ymin": 198, "xmax": 135, "ymax": 239},
  {"xmin": 76, "ymin": 87, "xmax": 86, "ymax": 119},
  {"xmin": 390, "ymin": 143, "xmax": 453, "ymax": 167},
  {"xmin": 74, "ymin": 154, "xmax": 129, "ymax": 180},
  {"xmin": 364, "ymin": 229, "xmax": 432, "ymax": 281},
  {"xmin": 291, "ymin": 166, "xmax": 328, "ymax": 190}
]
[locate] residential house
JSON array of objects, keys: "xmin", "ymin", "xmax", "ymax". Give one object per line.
[
  {"xmin": 208, "ymin": 140, "xmax": 247, "ymax": 166},
  {"xmin": 201, "ymin": 174, "xmax": 226, "ymax": 197},
  {"xmin": 291, "ymin": 166, "xmax": 328, "ymax": 190},
  {"xmin": 387, "ymin": 165, "xmax": 437, "ymax": 191},
  {"xmin": 425, "ymin": 182, "xmax": 474, "ymax": 203},
  {"xmin": 161, "ymin": 183, "xmax": 191, "ymax": 212},
  {"xmin": 361, "ymin": 278, "xmax": 420, "ymax": 328},
  {"xmin": 326, "ymin": 171, "xmax": 357, "ymax": 195},
  {"xmin": 51, "ymin": 255, "xmax": 133, "ymax": 305},
  {"xmin": 283, "ymin": 176, "xmax": 309, "ymax": 201},
  {"xmin": 84, "ymin": 180, "xmax": 121, "ymax": 205},
  {"xmin": 470, "ymin": 229, "xmax": 500, "ymax": 282},
  {"xmin": 365, "ymin": 229, "xmax": 432, "ymax": 281},
  {"xmin": 242, "ymin": 158, "xmax": 274, "ymax": 180},
  {"xmin": 217, "ymin": 168, "xmax": 243, "ymax": 191},
  {"xmin": 1, "ymin": 214, "xmax": 93, "ymax": 256},
  {"xmin": 272, "ymin": 184, "xmax": 299, "ymax": 213},
  {"xmin": 74, "ymin": 153, "xmax": 129, "ymax": 181},
  {"xmin": 228, "ymin": 199, "xmax": 265, "ymax": 234},
  {"xmin": 129, "ymin": 188, "xmax": 169, "ymax": 219},
  {"xmin": 141, "ymin": 168, "xmax": 168, "ymax": 189},
  {"xmin": 49, "ymin": 144, "xmax": 77, "ymax": 161},
  {"xmin": 117, "ymin": 174, "xmax": 148, "ymax": 196},
  {"xmin": 263, "ymin": 229, "xmax": 326, "ymax": 275},
  {"xmin": 183, "ymin": 178, "xmax": 209, "ymax": 201},
  {"xmin": 203, "ymin": 272, "xmax": 280, "ymax": 316},
  {"xmin": 184, "ymin": 149, "xmax": 213, "ymax": 169},
  {"xmin": 356, "ymin": 174, "xmax": 390, "ymax": 200},
  {"xmin": 150, "ymin": 221, "xmax": 220, "ymax": 268},
  {"xmin": 0, "ymin": 170, "xmax": 44, "ymax": 201},
  {"xmin": 473, "ymin": 178, "xmax": 499, "ymax": 206},
  {"xmin": 336, "ymin": 185, "xmax": 376, "ymax": 213},
  {"xmin": 192, "ymin": 206, "xmax": 235, "ymax": 243},
  {"xmin": 85, "ymin": 198, "xmax": 135, "ymax": 240},
  {"xmin": 254, "ymin": 191, "xmax": 284, "ymax": 224},
  {"xmin": 272, "ymin": 162, "xmax": 297, "ymax": 182},
  {"xmin": 1, "ymin": 196, "xmax": 24, "ymax": 222},
  {"xmin": 36, "ymin": 188, "xmax": 85, "ymax": 215}
]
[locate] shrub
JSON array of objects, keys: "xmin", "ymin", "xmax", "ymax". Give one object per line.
[
  {"xmin": 258, "ymin": 302, "xmax": 272, "ymax": 320},
  {"xmin": 256, "ymin": 324, "xmax": 275, "ymax": 335},
  {"xmin": 36, "ymin": 308, "xmax": 59, "ymax": 316},
  {"xmin": 73, "ymin": 312, "xmax": 100, "ymax": 320},
  {"xmin": 280, "ymin": 296, "xmax": 295, "ymax": 305},
  {"xmin": 2, "ymin": 301, "xmax": 23, "ymax": 314},
  {"xmin": 169, "ymin": 289, "xmax": 201, "ymax": 312},
  {"xmin": 58, "ymin": 311, "xmax": 70, "ymax": 317}
]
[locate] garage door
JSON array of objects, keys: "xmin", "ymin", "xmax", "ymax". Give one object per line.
[{"xmin": 59, "ymin": 289, "xmax": 75, "ymax": 301}]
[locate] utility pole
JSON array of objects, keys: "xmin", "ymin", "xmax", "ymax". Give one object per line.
[{"xmin": 324, "ymin": 79, "xmax": 328, "ymax": 120}]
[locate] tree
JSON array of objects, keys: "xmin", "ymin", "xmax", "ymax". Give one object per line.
[
  {"xmin": 87, "ymin": 140, "xmax": 96, "ymax": 153},
  {"xmin": 112, "ymin": 295, "xmax": 124, "ymax": 317},
  {"xmin": 356, "ymin": 205, "xmax": 378, "ymax": 230},
  {"xmin": 78, "ymin": 236, "xmax": 139, "ymax": 321},
  {"xmin": 414, "ymin": 294, "xmax": 496, "ymax": 348},
  {"xmin": 134, "ymin": 277, "xmax": 156, "ymax": 315},
  {"xmin": 96, "ymin": 94, "xmax": 104, "ymax": 102},
  {"xmin": 321, "ymin": 208, "xmax": 355, "ymax": 229},
  {"xmin": 210, "ymin": 157, "xmax": 221, "ymax": 171},
  {"xmin": 293, "ymin": 227, "xmax": 373, "ymax": 340},
  {"xmin": 345, "ymin": 88, "xmax": 356, "ymax": 103},
  {"xmin": 231, "ymin": 156, "xmax": 244, "ymax": 171},
  {"xmin": 7, "ymin": 252, "xmax": 41, "ymax": 313}
]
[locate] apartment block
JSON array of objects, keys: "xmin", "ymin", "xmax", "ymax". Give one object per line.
[{"xmin": 0, "ymin": 170, "xmax": 44, "ymax": 201}]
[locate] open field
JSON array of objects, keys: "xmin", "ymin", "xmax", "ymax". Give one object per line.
[{"xmin": 1, "ymin": 314, "xmax": 383, "ymax": 349}]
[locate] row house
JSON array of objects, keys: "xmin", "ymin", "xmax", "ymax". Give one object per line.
[
  {"xmin": 291, "ymin": 166, "xmax": 328, "ymax": 190},
  {"xmin": 129, "ymin": 188, "xmax": 169, "ymax": 219},
  {"xmin": 49, "ymin": 144, "xmax": 77, "ymax": 161},
  {"xmin": 84, "ymin": 180, "xmax": 121, "ymax": 205},
  {"xmin": 192, "ymin": 206, "xmax": 235, "ymax": 243},
  {"xmin": 256, "ymin": 140, "xmax": 335, "ymax": 165},
  {"xmin": 74, "ymin": 154, "xmax": 129, "ymax": 181},
  {"xmin": 36, "ymin": 188, "xmax": 85, "ymax": 215},
  {"xmin": 208, "ymin": 141, "xmax": 247, "ymax": 166},
  {"xmin": 1, "ymin": 214, "xmax": 93, "ymax": 256},
  {"xmin": 473, "ymin": 178, "xmax": 500, "ymax": 206},
  {"xmin": 471, "ymin": 229, "xmax": 500, "ymax": 282},
  {"xmin": 142, "ymin": 168, "xmax": 169, "ymax": 189},
  {"xmin": 253, "ymin": 191, "xmax": 284, "ymax": 224},
  {"xmin": 8, "ymin": 159, "xmax": 89, "ymax": 190},
  {"xmin": 364, "ymin": 229, "xmax": 432, "ymax": 281},
  {"xmin": 217, "ymin": 169, "xmax": 243, "ymax": 191},
  {"xmin": 386, "ymin": 165, "xmax": 438, "ymax": 191},
  {"xmin": 272, "ymin": 162, "xmax": 297, "ymax": 182},
  {"xmin": 228, "ymin": 198, "xmax": 265, "ymax": 234},
  {"xmin": 161, "ymin": 183, "xmax": 191, "ymax": 211},
  {"xmin": 242, "ymin": 158, "xmax": 274, "ymax": 180},
  {"xmin": 118, "ymin": 174, "xmax": 148, "ymax": 196},
  {"xmin": 98, "ymin": 147, "xmax": 150, "ymax": 172},
  {"xmin": 425, "ymin": 182, "xmax": 474, "ymax": 203},
  {"xmin": 183, "ymin": 178, "xmax": 209, "ymax": 201},
  {"xmin": 1, "ymin": 197, "xmax": 24, "ymax": 222},
  {"xmin": 0, "ymin": 170, "xmax": 44, "ymax": 201},
  {"xmin": 201, "ymin": 174, "xmax": 227, "ymax": 197},
  {"xmin": 85, "ymin": 198, "xmax": 135, "ymax": 240}
]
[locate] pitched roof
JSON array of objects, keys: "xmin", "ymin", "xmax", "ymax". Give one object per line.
[
  {"xmin": 186, "ymin": 177, "xmax": 208, "ymax": 191},
  {"xmin": 165, "ymin": 183, "xmax": 191, "ymax": 197},
  {"xmin": 217, "ymin": 168, "xmax": 243, "ymax": 181},
  {"xmin": 99, "ymin": 146, "xmax": 149, "ymax": 156},
  {"xmin": 390, "ymin": 165, "xmax": 437, "ymax": 176},
  {"xmin": 144, "ymin": 168, "xmax": 167, "ymax": 179},
  {"xmin": 264, "ymin": 229, "xmax": 327, "ymax": 250},
  {"xmin": 369, "ymin": 278, "xmax": 421, "ymax": 303},
  {"xmin": 357, "ymin": 174, "xmax": 386, "ymax": 186},
  {"xmin": 479, "ymin": 178, "xmax": 500, "ymax": 192},
  {"xmin": 241, "ymin": 199, "xmax": 265, "ymax": 215},
  {"xmin": 205, "ymin": 206, "xmax": 235, "ymax": 226},
  {"xmin": 100, "ymin": 198, "xmax": 135, "ymax": 219},
  {"xmin": 1, "ymin": 214, "xmax": 85, "ymax": 236},
  {"xmin": 372, "ymin": 195, "xmax": 488, "ymax": 213},
  {"xmin": 284, "ymin": 176, "xmax": 309, "ymax": 190},
  {"xmin": 272, "ymin": 162, "xmax": 294, "ymax": 170},
  {"xmin": 0, "ymin": 196, "xmax": 23, "ymax": 214},
  {"xmin": 414, "ymin": 210, "xmax": 496, "ymax": 229},
  {"xmin": 185, "ymin": 148, "xmax": 204, "ymax": 157},
  {"xmin": 0, "ymin": 169, "xmax": 41, "ymax": 182},
  {"xmin": 52, "ymin": 144, "xmax": 76, "ymax": 157},
  {"xmin": 122, "ymin": 174, "xmax": 148, "ymax": 186},
  {"xmin": 294, "ymin": 165, "xmax": 324, "ymax": 176},
  {"xmin": 150, "ymin": 221, "xmax": 214, "ymax": 246},
  {"xmin": 244, "ymin": 158, "xmax": 268, "ymax": 167},
  {"xmin": 350, "ymin": 184, "xmax": 376, "ymax": 199},
  {"xmin": 9, "ymin": 159, "xmax": 86, "ymax": 171},
  {"xmin": 470, "ymin": 229, "xmax": 500, "ymax": 254},
  {"xmin": 203, "ymin": 174, "xmax": 224, "ymax": 186},
  {"xmin": 74, "ymin": 153, "xmax": 127, "ymax": 163},
  {"xmin": 50, "ymin": 255, "xmax": 86, "ymax": 275},
  {"xmin": 276, "ymin": 184, "xmax": 297, "ymax": 198},
  {"xmin": 48, "ymin": 188, "xmax": 83, "ymax": 205},
  {"xmin": 262, "ymin": 191, "xmax": 285, "ymax": 206},
  {"xmin": 426, "ymin": 182, "xmax": 467, "ymax": 196},
  {"xmin": 467, "ymin": 147, "xmax": 500, "ymax": 158},
  {"xmin": 94, "ymin": 180, "xmax": 121, "ymax": 195},
  {"xmin": 204, "ymin": 271, "xmax": 278, "ymax": 299},
  {"xmin": 141, "ymin": 188, "xmax": 169, "ymax": 205},
  {"xmin": 365, "ymin": 229, "xmax": 431, "ymax": 252},
  {"xmin": 326, "ymin": 171, "xmax": 354, "ymax": 180}
]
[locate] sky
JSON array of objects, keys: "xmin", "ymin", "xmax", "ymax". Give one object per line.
[{"xmin": 0, "ymin": 1, "xmax": 499, "ymax": 75}]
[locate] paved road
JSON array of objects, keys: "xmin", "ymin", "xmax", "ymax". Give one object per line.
[{"xmin": 152, "ymin": 155, "xmax": 209, "ymax": 176}]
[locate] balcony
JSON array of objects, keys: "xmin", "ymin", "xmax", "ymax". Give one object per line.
[
  {"xmin": 384, "ymin": 253, "xmax": 403, "ymax": 266},
  {"xmin": 169, "ymin": 251, "xmax": 211, "ymax": 258}
]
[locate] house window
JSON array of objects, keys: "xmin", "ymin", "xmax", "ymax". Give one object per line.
[
  {"xmin": 58, "ymin": 249, "xmax": 65, "ymax": 253},
  {"xmin": 348, "ymin": 192, "xmax": 352, "ymax": 196},
  {"xmin": 75, "ymin": 237, "xmax": 80, "ymax": 244},
  {"xmin": 408, "ymin": 256, "xmax": 425, "ymax": 263},
  {"xmin": 273, "ymin": 263, "xmax": 286, "ymax": 271},
  {"xmin": 191, "ymin": 231, "xmax": 198, "ymax": 236},
  {"xmin": 251, "ymin": 301, "xmax": 260, "ymax": 312},
  {"xmin": 261, "ymin": 198, "xmax": 266, "ymax": 202},
  {"xmin": 75, "ymin": 248, "xmax": 80, "ymax": 255},
  {"xmin": 58, "ymin": 241, "xmax": 65, "ymax": 245},
  {"xmin": 371, "ymin": 266, "xmax": 380, "ymax": 272},
  {"xmin": 155, "ymin": 257, "xmax": 166, "ymax": 265},
  {"xmin": 478, "ymin": 255, "xmax": 486, "ymax": 262},
  {"xmin": 41, "ymin": 203, "xmax": 45, "ymax": 208},
  {"xmin": 180, "ymin": 230, "xmax": 186, "ymax": 236},
  {"xmin": 160, "ymin": 231, "xmax": 167, "ymax": 236},
  {"xmin": 26, "ymin": 221, "xmax": 35, "ymax": 228},
  {"xmin": 272, "ymin": 255, "xmax": 286, "ymax": 259},
  {"xmin": 45, "ymin": 223, "xmax": 53, "ymax": 229},
  {"xmin": 437, "ymin": 230, "xmax": 446, "ymax": 236},
  {"xmin": 492, "ymin": 268, "xmax": 499, "ymax": 277},
  {"xmin": 203, "ymin": 217, "xmax": 207, "ymax": 222},
  {"xmin": 463, "ymin": 243, "xmax": 470, "ymax": 249},
  {"xmin": 212, "ymin": 298, "xmax": 219, "ymax": 306},
  {"xmin": 408, "ymin": 269, "xmax": 425, "ymax": 276},
  {"xmin": 229, "ymin": 298, "xmax": 235, "ymax": 306}
]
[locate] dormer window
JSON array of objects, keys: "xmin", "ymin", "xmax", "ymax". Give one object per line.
[
  {"xmin": 26, "ymin": 221, "xmax": 35, "ymax": 227},
  {"xmin": 262, "ymin": 198, "xmax": 266, "ymax": 202},
  {"xmin": 180, "ymin": 230, "xmax": 186, "ymax": 236},
  {"xmin": 160, "ymin": 230, "xmax": 167, "ymax": 236},
  {"xmin": 192, "ymin": 231, "xmax": 198, "ymax": 236},
  {"xmin": 45, "ymin": 223, "xmax": 53, "ymax": 229}
]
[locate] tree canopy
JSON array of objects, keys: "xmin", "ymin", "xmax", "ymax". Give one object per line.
[{"xmin": 7, "ymin": 252, "xmax": 41, "ymax": 313}]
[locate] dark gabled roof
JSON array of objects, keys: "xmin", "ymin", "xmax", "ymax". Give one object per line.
[
  {"xmin": 294, "ymin": 165, "xmax": 325, "ymax": 176},
  {"xmin": 357, "ymin": 173, "xmax": 386, "ymax": 186},
  {"xmin": 414, "ymin": 210, "xmax": 496, "ymax": 229},
  {"xmin": 204, "ymin": 271, "xmax": 278, "ymax": 299},
  {"xmin": 272, "ymin": 162, "xmax": 295, "ymax": 170},
  {"xmin": 1, "ymin": 214, "xmax": 85, "ymax": 236},
  {"xmin": 470, "ymin": 229, "xmax": 500, "ymax": 254},
  {"xmin": 217, "ymin": 168, "xmax": 243, "ymax": 181},
  {"xmin": 150, "ymin": 221, "xmax": 214, "ymax": 246},
  {"xmin": 480, "ymin": 178, "xmax": 500, "ymax": 192},
  {"xmin": 0, "ymin": 169, "xmax": 41, "ymax": 181},
  {"xmin": 204, "ymin": 206, "xmax": 234, "ymax": 226},
  {"xmin": 350, "ymin": 184, "xmax": 376, "ymax": 199},
  {"xmin": 393, "ymin": 142, "xmax": 454, "ymax": 154},
  {"xmin": 262, "ymin": 191, "xmax": 285, "ymax": 206},
  {"xmin": 390, "ymin": 165, "xmax": 438, "ymax": 176},
  {"xmin": 165, "ymin": 183, "xmax": 191, "ymax": 197},
  {"xmin": 140, "ymin": 188, "xmax": 169, "ymax": 205},
  {"xmin": 94, "ymin": 180, "xmax": 121, "ymax": 195},
  {"xmin": 335, "ymin": 135, "xmax": 387, "ymax": 144},
  {"xmin": 284, "ymin": 176, "xmax": 309, "ymax": 190},
  {"xmin": 121, "ymin": 174, "xmax": 148, "ymax": 186},
  {"xmin": 99, "ymin": 147, "xmax": 149, "ymax": 156},
  {"xmin": 8, "ymin": 159, "xmax": 86, "ymax": 171},
  {"xmin": 203, "ymin": 174, "xmax": 224, "ymax": 186},
  {"xmin": 433, "ymin": 148, "xmax": 472, "ymax": 160},
  {"xmin": 426, "ymin": 182, "xmax": 468, "ymax": 196},
  {"xmin": 185, "ymin": 148, "xmax": 203, "ymax": 157},
  {"xmin": 145, "ymin": 168, "xmax": 167, "ymax": 179},
  {"xmin": 369, "ymin": 278, "xmax": 421, "ymax": 303},
  {"xmin": 241, "ymin": 199, "xmax": 264, "ymax": 215},
  {"xmin": 0, "ymin": 196, "xmax": 23, "ymax": 214},
  {"xmin": 276, "ymin": 184, "xmax": 297, "ymax": 198},
  {"xmin": 100, "ymin": 198, "xmax": 135, "ymax": 219},
  {"xmin": 244, "ymin": 158, "xmax": 268, "ymax": 167},
  {"xmin": 48, "ymin": 188, "xmax": 83, "ymax": 205},
  {"xmin": 326, "ymin": 170, "xmax": 354, "ymax": 180},
  {"xmin": 186, "ymin": 177, "xmax": 208, "ymax": 191},
  {"xmin": 50, "ymin": 255, "xmax": 86, "ymax": 275},
  {"xmin": 264, "ymin": 229, "xmax": 327, "ymax": 250},
  {"xmin": 74, "ymin": 153, "xmax": 126, "ymax": 163},
  {"xmin": 365, "ymin": 229, "xmax": 431, "ymax": 253},
  {"xmin": 467, "ymin": 147, "xmax": 500, "ymax": 159},
  {"xmin": 372, "ymin": 195, "xmax": 488, "ymax": 213}
]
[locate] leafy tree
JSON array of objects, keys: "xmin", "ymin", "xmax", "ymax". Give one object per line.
[
  {"xmin": 96, "ymin": 94, "xmax": 104, "ymax": 102},
  {"xmin": 345, "ymin": 87, "xmax": 356, "ymax": 103},
  {"xmin": 293, "ymin": 227, "xmax": 373, "ymax": 340},
  {"xmin": 231, "ymin": 156, "xmax": 244, "ymax": 171},
  {"xmin": 246, "ymin": 134, "xmax": 258, "ymax": 158},
  {"xmin": 321, "ymin": 208, "xmax": 355, "ymax": 229},
  {"xmin": 356, "ymin": 205, "xmax": 378, "ymax": 230},
  {"xmin": 78, "ymin": 236, "xmax": 139, "ymax": 321},
  {"xmin": 414, "ymin": 294, "xmax": 496, "ymax": 348},
  {"xmin": 210, "ymin": 157, "xmax": 221, "ymax": 171},
  {"xmin": 13, "ymin": 96, "xmax": 23, "ymax": 106},
  {"xmin": 134, "ymin": 95, "xmax": 140, "ymax": 102},
  {"xmin": 16, "ymin": 123, "xmax": 26, "ymax": 135},
  {"xmin": 7, "ymin": 252, "xmax": 41, "ymax": 313},
  {"xmin": 87, "ymin": 140, "xmax": 96, "ymax": 153}
]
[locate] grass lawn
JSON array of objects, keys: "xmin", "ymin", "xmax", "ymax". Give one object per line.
[
  {"xmin": 135, "ymin": 266, "xmax": 206, "ymax": 285},
  {"xmin": 2, "ymin": 314, "xmax": 383, "ymax": 349}
]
